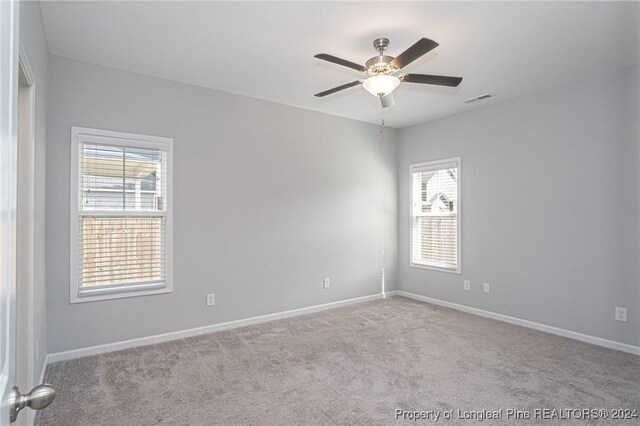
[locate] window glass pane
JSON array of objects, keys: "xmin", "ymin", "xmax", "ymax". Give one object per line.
[
  {"xmin": 124, "ymin": 147, "xmax": 164, "ymax": 211},
  {"xmin": 81, "ymin": 145, "xmax": 125, "ymax": 210},
  {"xmin": 80, "ymin": 144, "xmax": 165, "ymax": 212},
  {"xmin": 412, "ymin": 216, "xmax": 458, "ymax": 267},
  {"xmin": 418, "ymin": 169, "xmax": 457, "ymax": 213},
  {"xmin": 411, "ymin": 163, "xmax": 459, "ymax": 269},
  {"xmin": 79, "ymin": 216, "xmax": 166, "ymax": 288}
]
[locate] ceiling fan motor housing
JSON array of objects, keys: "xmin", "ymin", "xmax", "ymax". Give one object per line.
[
  {"xmin": 365, "ymin": 55, "xmax": 397, "ymax": 76},
  {"xmin": 366, "ymin": 38, "xmax": 397, "ymax": 76}
]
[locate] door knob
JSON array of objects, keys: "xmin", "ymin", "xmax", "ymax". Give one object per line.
[{"xmin": 9, "ymin": 384, "xmax": 55, "ymax": 422}]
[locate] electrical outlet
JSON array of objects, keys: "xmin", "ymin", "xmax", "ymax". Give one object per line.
[
  {"xmin": 323, "ymin": 278, "xmax": 330, "ymax": 289},
  {"xmin": 483, "ymin": 282, "xmax": 490, "ymax": 293},
  {"xmin": 206, "ymin": 294, "xmax": 215, "ymax": 307},
  {"xmin": 615, "ymin": 307, "xmax": 627, "ymax": 322},
  {"xmin": 464, "ymin": 280, "xmax": 471, "ymax": 291}
]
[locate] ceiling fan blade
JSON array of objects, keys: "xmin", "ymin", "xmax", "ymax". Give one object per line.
[
  {"xmin": 314, "ymin": 80, "xmax": 362, "ymax": 97},
  {"xmin": 390, "ymin": 38, "xmax": 439, "ymax": 70},
  {"xmin": 380, "ymin": 93, "xmax": 395, "ymax": 108},
  {"xmin": 402, "ymin": 73, "xmax": 462, "ymax": 87},
  {"xmin": 314, "ymin": 54, "xmax": 367, "ymax": 72}
]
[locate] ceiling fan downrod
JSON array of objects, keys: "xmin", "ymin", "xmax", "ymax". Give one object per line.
[{"xmin": 373, "ymin": 37, "xmax": 389, "ymax": 55}]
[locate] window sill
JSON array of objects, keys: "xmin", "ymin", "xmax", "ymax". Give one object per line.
[
  {"xmin": 70, "ymin": 282, "xmax": 172, "ymax": 303},
  {"xmin": 410, "ymin": 262, "xmax": 461, "ymax": 274}
]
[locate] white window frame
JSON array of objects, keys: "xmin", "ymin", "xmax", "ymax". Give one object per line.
[
  {"xmin": 409, "ymin": 157, "xmax": 462, "ymax": 274},
  {"xmin": 70, "ymin": 127, "xmax": 173, "ymax": 303}
]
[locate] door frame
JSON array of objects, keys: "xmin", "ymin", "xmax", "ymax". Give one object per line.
[{"xmin": 17, "ymin": 44, "xmax": 37, "ymax": 426}]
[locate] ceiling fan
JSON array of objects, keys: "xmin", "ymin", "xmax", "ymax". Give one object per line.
[{"xmin": 314, "ymin": 37, "xmax": 462, "ymax": 108}]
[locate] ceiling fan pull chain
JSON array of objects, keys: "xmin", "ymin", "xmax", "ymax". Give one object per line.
[{"xmin": 380, "ymin": 106, "xmax": 385, "ymax": 134}]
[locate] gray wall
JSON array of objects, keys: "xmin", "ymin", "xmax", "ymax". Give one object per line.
[
  {"xmin": 45, "ymin": 48, "xmax": 638, "ymax": 353},
  {"xmin": 46, "ymin": 56, "xmax": 398, "ymax": 353},
  {"xmin": 20, "ymin": 0, "xmax": 49, "ymax": 379},
  {"xmin": 398, "ymin": 65, "xmax": 640, "ymax": 346}
]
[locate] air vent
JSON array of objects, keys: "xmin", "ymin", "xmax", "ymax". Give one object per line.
[{"xmin": 463, "ymin": 94, "xmax": 493, "ymax": 104}]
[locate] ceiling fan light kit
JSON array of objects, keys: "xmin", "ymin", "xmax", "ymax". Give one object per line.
[
  {"xmin": 314, "ymin": 37, "xmax": 463, "ymax": 108},
  {"xmin": 363, "ymin": 75, "xmax": 401, "ymax": 97}
]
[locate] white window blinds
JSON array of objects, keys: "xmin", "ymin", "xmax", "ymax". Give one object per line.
[
  {"xmin": 70, "ymin": 128, "xmax": 173, "ymax": 302},
  {"xmin": 410, "ymin": 158, "xmax": 461, "ymax": 272}
]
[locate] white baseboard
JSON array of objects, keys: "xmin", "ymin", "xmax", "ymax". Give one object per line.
[
  {"xmin": 27, "ymin": 356, "xmax": 50, "ymax": 426},
  {"xmin": 45, "ymin": 289, "xmax": 638, "ymax": 365},
  {"xmin": 394, "ymin": 290, "xmax": 640, "ymax": 356},
  {"xmin": 48, "ymin": 293, "xmax": 386, "ymax": 363}
]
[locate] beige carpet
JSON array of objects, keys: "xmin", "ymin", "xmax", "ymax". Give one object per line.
[{"xmin": 37, "ymin": 296, "xmax": 639, "ymax": 425}]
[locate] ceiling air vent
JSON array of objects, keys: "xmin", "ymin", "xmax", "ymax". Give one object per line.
[{"xmin": 463, "ymin": 94, "xmax": 493, "ymax": 104}]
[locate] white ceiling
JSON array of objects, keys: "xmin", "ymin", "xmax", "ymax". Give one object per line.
[{"xmin": 40, "ymin": 1, "xmax": 639, "ymax": 129}]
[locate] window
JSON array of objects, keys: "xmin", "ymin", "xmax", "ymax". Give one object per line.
[
  {"xmin": 410, "ymin": 158, "xmax": 461, "ymax": 273},
  {"xmin": 70, "ymin": 127, "xmax": 173, "ymax": 302}
]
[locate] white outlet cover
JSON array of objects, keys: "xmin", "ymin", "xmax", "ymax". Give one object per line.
[
  {"xmin": 464, "ymin": 280, "xmax": 471, "ymax": 291},
  {"xmin": 483, "ymin": 282, "xmax": 490, "ymax": 293},
  {"xmin": 206, "ymin": 294, "xmax": 215, "ymax": 306},
  {"xmin": 323, "ymin": 278, "xmax": 330, "ymax": 289},
  {"xmin": 615, "ymin": 307, "xmax": 627, "ymax": 322}
]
